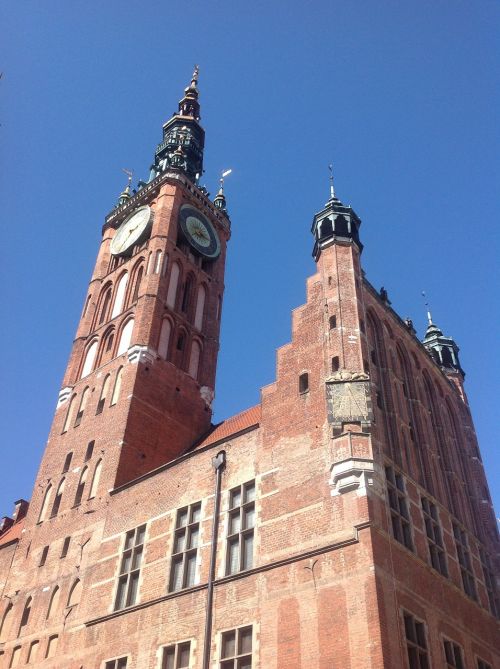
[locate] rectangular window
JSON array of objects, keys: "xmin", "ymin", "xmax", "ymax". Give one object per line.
[
  {"xmin": 39, "ymin": 546, "xmax": 49, "ymax": 567},
  {"xmin": 161, "ymin": 641, "xmax": 191, "ymax": 669},
  {"xmin": 403, "ymin": 612, "xmax": 429, "ymax": 669},
  {"xmin": 220, "ymin": 626, "xmax": 252, "ymax": 669},
  {"xmin": 169, "ymin": 503, "xmax": 201, "ymax": 592},
  {"xmin": 443, "ymin": 639, "xmax": 465, "ymax": 669},
  {"xmin": 114, "ymin": 524, "xmax": 146, "ymax": 611},
  {"xmin": 105, "ymin": 659, "xmax": 128, "ymax": 669},
  {"xmin": 385, "ymin": 466, "xmax": 413, "ymax": 550},
  {"xmin": 61, "ymin": 536, "xmax": 71, "ymax": 559},
  {"xmin": 477, "ymin": 660, "xmax": 492, "ymax": 669},
  {"xmin": 453, "ymin": 524, "xmax": 477, "ymax": 600},
  {"xmin": 421, "ymin": 497, "xmax": 447, "ymax": 576},
  {"xmin": 479, "ymin": 548, "xmax": 499, "ymax": 618},
  {"xmin": 226, "ymin": 481, "xmax": 255, "ymax": 575}
]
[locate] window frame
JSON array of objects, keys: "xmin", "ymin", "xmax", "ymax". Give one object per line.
[
  {"xmin": 385, "ymin": 466, "xmax": 413, "ymax": 551},
  {"xmin": 442, "ymin": 637, "xmax": 465, "ymax": 669},
  {"xmin": 421, "ymin": 496, "xmax": 448, "ymax": 577},
  {"xmin": 161, "ymin": 640, "xmax": 191, "ymax": 669},
  {"xmin": 169, "ymin": 502, "xmax": 201, "ymax": 592},
  {"xmin": 453, "ymin": 523, "xmax": 477, "ymax": 600},
  {"xmin": 226, "ymin": 481, "xmax": 256, "ymax": 576},
  {"xmin": 402, "ymin": 610, "xmax": 430, "ymax": 669},
  {"xmin": 219, "ymin": 625, "xmax": 253, "ymax": 669},
  {"xmin": 114, "ymin": 524, "xmax": 146, "ymax": 611}
]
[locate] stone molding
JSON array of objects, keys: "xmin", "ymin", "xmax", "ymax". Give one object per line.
[
  {"xmin": 127, "ymin": 345, "xmax": 156, "ymax": 365},
  {"xmin": 330, "ymin": 458, "xmax": 383, "ymax": 497},
  {"xmin": 57, "ymin": 386, "xmax": 73, "ymax": 409}
]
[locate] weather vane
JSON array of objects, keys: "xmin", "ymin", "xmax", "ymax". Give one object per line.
[
  {"xmin": 122, "ymin": 168, "xmax": 133, "ymax": 187},
  {"xmin": 421, "ymin": 291, "xmax": 433, "ymax": 325},
  {"xmin": 220, "ymin": 168, "xmax": 232, "ymax": 190},
  {"xmin": 328, "ymin": 163, "xmax": 336, "ymax": 200}
]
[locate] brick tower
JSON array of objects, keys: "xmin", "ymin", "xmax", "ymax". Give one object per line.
[{"xmin": 0, "ymin": 71, "xmax": 498, "ymax": 669}]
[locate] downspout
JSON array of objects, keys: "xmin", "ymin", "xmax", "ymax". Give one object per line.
[{"xmin": 202, "ymin": 450, "xmax": 226, "ymax": 669}]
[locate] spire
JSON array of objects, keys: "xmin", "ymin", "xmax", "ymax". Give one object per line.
[
  {"xmin": 421, "ymin": 293, "xmax": 464, "ymax": 377},
  {"xmin": 151, "ymin": 66, "xmax": 205, "ymax": 184},
  {"xmin": 117, "ymin": 169, "xmax": 133, "ymax": 207},
  {"xmin": 328, "ymin": 164, "xmax": 339, "ymax": 203},
  {"xmin": 214, "ymin": 169, "xmax": 232, "ymax": 212}
]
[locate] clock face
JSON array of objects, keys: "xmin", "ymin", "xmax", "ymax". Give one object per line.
[
  {"xmin": 179, "ymin": 205, "xmax": 220, "ymax": 259},
  {"xmin": 110, "ymin": 206, "xmax": 152, "ymax": 256}
]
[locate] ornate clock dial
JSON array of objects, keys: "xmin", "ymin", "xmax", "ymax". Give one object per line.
[
  {"xmin": 179, "ymin": 204, "xmax": 220, "ymax": 259},
  {"xmin": 111, "ymin": 206, "xmax": 153, "ymax": 256}
]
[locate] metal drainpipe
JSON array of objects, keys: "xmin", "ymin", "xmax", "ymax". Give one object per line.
[{"xmin": 202, "ymin": 450, "xmax": 226, "ymax": 669}]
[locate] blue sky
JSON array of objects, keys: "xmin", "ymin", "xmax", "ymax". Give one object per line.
[{"xmin": 1, "ymin": 1, "xmax": 499, "ymax": 520}]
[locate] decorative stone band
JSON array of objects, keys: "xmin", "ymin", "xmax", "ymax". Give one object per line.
[
  {"xmin": 330, "ymin": 458, "xmax": 384, "ymax": 497},
  {"xmin": 127, "ymin": 345, "xmax": 156, "ymax": 365},
  {"xmin": 57, "ymin": 386, "xmax": 73, "ymax": 409}
]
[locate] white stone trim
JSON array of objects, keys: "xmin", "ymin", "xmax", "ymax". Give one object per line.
[
  {"xmin": 330, "ymin": 458, "xmax": 383, "ymax": 497},
  {"xmin": 127, "ymin": 345, "xmax": 156, "ymax": 365},
  {"xmin": 57, "ymin": 386, "xmax": 73, "ymax": 409}
]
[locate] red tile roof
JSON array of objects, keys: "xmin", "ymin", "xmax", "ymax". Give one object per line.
[
  {"xmin": 197, "ymin": 405, "xmax": 261, "ymax": 449},
  {"xmin": 0, "ymin": 519, "xmax": 25, "ymax": 548}
]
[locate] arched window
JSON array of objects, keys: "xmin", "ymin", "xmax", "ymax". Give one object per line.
[
  {"xmin": 0, "ymin": 603, "xmax": 13, "ymax": 643},
  {"xmin": 146, "ymin": 251, "xmax": 154, "ymax": 275},
  {"xmin": 188, "ymin": 340, "xmax": 201, "ymax": 379},
  {"xmin": 130, "ymin": 265, "xmax": 144, "ymax": 305},
  {"xmin": 67, "ymin": 580, "xmax": 82, "ymax": 609},
  {"xmin": 62, "ymin": 395, "xmax": 76, "ymax": 433},
  {"xmin": 46, "ymin": 587, "xmax": 60, "ymax": 620},
  {"xmin": 74, "ymin": 387, "xmax": 90, "ymax": 427},
  {"xmin": 50, "ymin": 478, "xmax": 65, "ymax": 518},
  {"xmin": 81, "ymin": 340, "xmax": 98, "ymax": 378},
  {"xmin": 117, "ymin": 319, "xmax": 134, "ymax": 356},
  {"xmin": 46, "ymin": 635, "xmax": 58, "ymax": 659},
  {"xmin": 329, "ymin": 315, "xmax": 337, "ymax": 329},
  {"xmin": 10, "ymin": 646, "xmax": 21, "ymax": 666},
  {"xmin": 98, "ymin": 286, "xmax": 112, "ymax": 325},
  {"xmin": 96, "ymin": 375, "xmax": 111, "ymax": 415},
  {"xmin": 158, "ymin": 319, "xmax": 172, "ymax": 360},
  {"xmin": 100, "ymin": 327, "xmax": 115, "ymax": 363},
  {"xmin": 62, "ymin": 452, "xmax": 73, "ymax": 474},
  {"xmin": 154, "ymin": 249, "xmax": 163, "ymax": 274},
  {"xmin": 194, "ymin": 285, "xmax": 206, "ymax": 330},
  {"xmin": 319, "ymin": 218, "xmax": 333, "ymax": 239},
  {"xmin": 166, "ymin": 262, "xmax": 180, "ymax": 308},
  {"xmin": 161, "ymin": 253, "xmax": 168, "ymax": 276},
  {"xmin": 18, "ymin": 597, "xmax": 32, "ymax": 636},
  {"xmin": 82, "ymin": 294, "xmax": 92, "ymax": 319},
  {"xmin": 74, "ymin": 467, "xmax": 88, "ymax": 507},
  {"xmin": 331, "ymin": 356, "xmax": 340, "ymax": 372},
  {"xmin": 38, "ymin": 484, "xmax": 53, "ymax": 523},
  {"xmin": 110, "ymin": 367, "xmax": 123, "ymax": 406},
  {"xmin": 299, "ymin": 372, "xmax": 309, "ymax": 394},
  {"xmin": 88, "ymin": 460, "xmax": 102, "ymax": 499},
  {"xmin": 111, "ymin": 272, "xmax": 129, "ymax": 319},
  {"xmin": 181, "ymin": 275, "xmax": 194, "ymax": 317},
  {"xmin": 334, "ymin": 215, "xmax": 349, "ymax": 236}
]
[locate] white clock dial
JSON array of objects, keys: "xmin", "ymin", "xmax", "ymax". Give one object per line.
[{"xmin": 111, "ymin": 206, "xmax": 152, "ymax": 256}]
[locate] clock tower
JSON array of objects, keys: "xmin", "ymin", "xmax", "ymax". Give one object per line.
[{"xmin": 47, "ymin": 68, "xmax": 229, "ymax": 489}]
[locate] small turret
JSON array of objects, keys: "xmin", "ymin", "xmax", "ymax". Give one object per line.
[{"xmin": 422, "ymin": 310, "xmax": 465, "ymax": 377}]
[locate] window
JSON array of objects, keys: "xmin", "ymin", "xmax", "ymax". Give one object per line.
[
  {"xmin": 421, "ymin": 497, "xmax": 447, "ymax": 576},
  {"xmin": 226, "ymin": 481, "xmax": 255, "ymax": 575},
  {"xmin": 111, "ymin": 272, "xmax": 129, "ymax": 318},
  {"xmin": 74, "ymin": 387, "xmax": 90, "ymax": 427},
  {"xmin": 477, "ymin": 659, "xmax": 492, "ymax": 669},
  {"xmin": 85, "ymin": 440, "xmax": 95, "ymax": 462},
  {"xmin": 117, "ymin": 319, "xmax": 134, "ymax": 356},
  {"xmin": 162, "ymin": 641, "xmax": 191, "ymax": 669},
  {"xmin": 158, "ymin": 319, "xmax": 172, "ymax": 360},
  {"xmin": 479, "ymin": 548, "xmax": 499, "ymax": 618},
  {"xmin": 27, "ymin": 640, "xmax": 39, "ymax": 663},
  {"xmin": 188, "ymin": 340, "xmax": 201, "ymax": 379},
  {"xmin": 38, "ymin": 484, "xmax": 53, "ymax": 523},
  {"xmin": 403, "ymin": 612, "xmax": 429, "ymax": 669},
  {"xmin": 331, "ymin": 356, "xmax": 339, "ymax": 372},
  {"xmin": 453, "ymin": 524, "xmax": 476, "ymax": 600},
  {"xmin": 98, "ymin": 286, "xmax": 112, "ymax": 325},
  {"xmin": 181, "ymin": 276, "xmax": 194, "ymax": 315},
  {"xmin": 154, "ymin": 250, "xmax": 163, "ymax": 275},
  {"xmin": 61, "ymin": 537, "xmax": 71, "ymax": 558},
  {"xmin": 329, "ymin": 315, "xmax": 337, "ymax": 329},
  {"xmin": 62, "ymin": 451, "xmax": 73, "ymax": 474},
  {"xmin": 166, "ymin": 262, "xmax": 180, "ymax": 309},
  {"xmin": 62, "ymin": 395, "xmax": 76, "ymax": 433},
  {"xmin": 105, "ymin": 658, "xmax": 128, "ymax": 669},
  {"xmin": 385, "ymin": 466, "xmax": 413, "ymax": 550},
  {"xmin": 39, "ymin": 546, "xmax": 49, "ymax": 567},
  {"xmin": 18, "ymin": 597, "xmax": 32, "ymax": 636},
  {"xmin": 96, "ymin": 375, "xmax": 111, "ymax": 415},
  {"xmin": 9, "ymin": 646, "xmax": 21, "ymax": 668},
  {"xmin": 81, "ymin": 340, "xmax": 98, "ymax": 378},
  {"xmin": 50, "ymin": 478, "xmax": 65, "ymax": 518},
  {"xmin": 170, "ymin": 503, "xmax": 201, "ymax": 591},
  {"xmin": 88, "ymin": 459, "xmax": 102, "ymax": 499},
  {"xmin": 46, "ymin": 587, "xmax": 60, "ymax": 620},
  {"xmin": 111, "ymin": 367, "xmax": 123, "ymax": 405},
  {"xmin": 0, "ymin": 603, "xmax": 13, "ymax": 643},
  {"xmin": 220, "ymin": 626, "xmax": 253, "ymax": 669},
  {"xmin": 194, "ymin": 285, "xmax": 206, "ymax": 330},
  {"xmin": 299, "ymin": 372, "xmax": 309, "ymax": 394},
  {"xmin": 45, "ymin": 635, "xmax": 58, "ymax": 659},
  {"xmin": 67, "ymin": 579, "xmax": 82, "ymax": 609},
  {"xmin": 74, "ymin": 467, "xmax": 88, "ymax": 507},
  {"xmin": 114, "ymin": 524, "xmax": 146, "ymax": 610},
  {"xmin": 443, "ymin": 639, "xmax": 465, "ymax": 669},
  {"xmin": 130, "ymin": 265, "xmax": 144, "ymax": 303}
]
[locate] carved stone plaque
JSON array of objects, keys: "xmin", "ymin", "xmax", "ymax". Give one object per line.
[{"xmin": 326, "ymin": 378, "xmax": 372, "ymax": 424}]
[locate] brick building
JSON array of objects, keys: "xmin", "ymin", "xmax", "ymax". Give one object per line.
[{"xmin": 0, "ymin": 69, "xmax": 498, "ymax": 669}]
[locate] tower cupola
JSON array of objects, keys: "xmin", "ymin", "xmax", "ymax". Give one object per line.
[
  {"xmin": 311, "ymin": 166, "xmax": 363, "ymax": 260},
  {"xmin": 150, "ymin": 66, "xmax": 205, "ymax": 184},
  {"xmin": 422, "ymin": 311, "xmax": 464, "ymax": 377}
]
